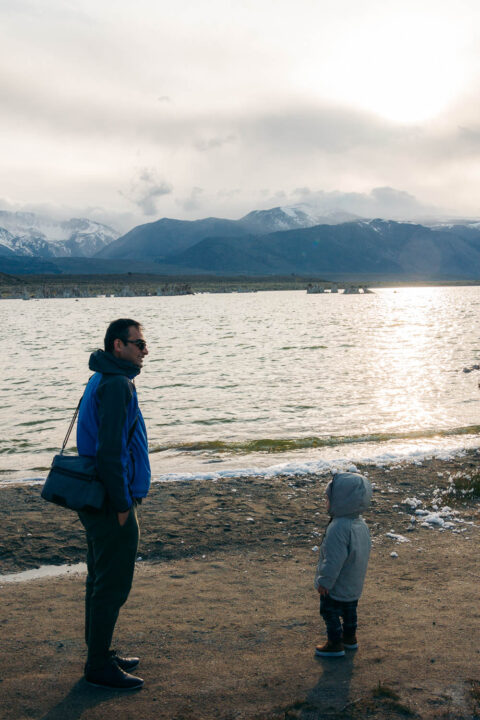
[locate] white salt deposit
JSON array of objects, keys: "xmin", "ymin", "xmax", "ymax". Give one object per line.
[
  {"xmin": 386, "ymin": 532, "xmax": 410, "ymax": 543},
  {"xmin": 0, "ymin": 563, "xmax": 87, "ymax": 584}
]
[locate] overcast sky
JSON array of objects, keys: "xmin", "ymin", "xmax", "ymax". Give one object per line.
[{"xmin": 1, "ymin": 0, "xmax": 480, "ymax": 231}]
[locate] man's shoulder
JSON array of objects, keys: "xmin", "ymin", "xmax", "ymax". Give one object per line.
[
  {"xmin": 99, "ymin": 372, "xmax": 132, "ymax": 385},
  {"xmin": 97, "ymin": 373, "xmax": 134, "ymax": 399}
]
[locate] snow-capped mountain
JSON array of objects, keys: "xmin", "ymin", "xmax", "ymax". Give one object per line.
[
  {"xmin": 0, "ymin": 212, "xmax": 119, "ymax": 257},
  {"xmin": 239, "ymin": 205, "xmax": 360, "ymax": 234},
  {"xmin": 99, "ymin": 203, "xmax": 362, "ymax": 260},
  {"xmin": 0, "ymin": 228, "xmax": 16, "ymax": 256}
]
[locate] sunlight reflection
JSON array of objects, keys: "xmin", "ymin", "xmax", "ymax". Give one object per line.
[{"xmin": 369, "ymin": 288, "xmax": 457, "ymax": 432}]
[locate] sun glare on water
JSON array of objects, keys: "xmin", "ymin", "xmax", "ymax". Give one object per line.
[{"xmin": 369, "ymin": 287, "xmax": 459, "ymax": 433}]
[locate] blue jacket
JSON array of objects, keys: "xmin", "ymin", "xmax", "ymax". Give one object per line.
[{"xmin": 77, "ymin": 350, "xmax": 151, "ymax": 512}]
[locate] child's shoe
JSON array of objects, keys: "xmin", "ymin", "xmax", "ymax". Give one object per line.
[
  {"xmin": 342, "ymin": 633, "xmax": 358, "ymax": 650},
  {"xmin": 315, "ymin": 640, "xmax": 345, "ymax": 657}
]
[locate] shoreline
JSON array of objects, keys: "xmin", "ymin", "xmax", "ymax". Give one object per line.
[
  {"xmin": 1, "ymin": 450, "xmax": 479, "ymax": 719},
  {"xmin": 1, "ymin": 450, "xmax": 479, "ymax": 576},
  {"xmin": 3, "ymin": 436, "xmax": 480, "ymax": 490},
  {"xmin": 3, "ymin": 275, "xmax": 480, "ymax": 301}
]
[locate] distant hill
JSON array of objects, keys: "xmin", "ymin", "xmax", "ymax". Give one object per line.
[
  {"xmin": 96, "ymin": 205, "xmax": 360, "ymax": 261},
  {"xmin": 4, "ymin": 203, "xmax": 480, "ymax": 280},
  {"xmin": 96, "ymin": 217, "xmax": 244, "ymax": 260},
  {"xmin": 0, "ymin": 256, "xmax": 176, "ymax": 276},
  {"xmin": 0, "ymin": 256, "xmax": 63, "ymax": 275},
  {"xmin": 163, "ymin": 219, "xmax": 480, "ymax": 277}
]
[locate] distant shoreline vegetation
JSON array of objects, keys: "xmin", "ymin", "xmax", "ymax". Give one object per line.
[{"xmin": 1, "ymin": 271, "xmax": 480, "ymax": 299}]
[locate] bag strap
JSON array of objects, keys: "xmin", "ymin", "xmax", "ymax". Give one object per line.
[
  {"xmin": 60, "ymin": 396, "xmax": 83, "ymax": 455},
  {"xmin": 60, "ymin": 400, "xmax": 139, "ymax": 455}
]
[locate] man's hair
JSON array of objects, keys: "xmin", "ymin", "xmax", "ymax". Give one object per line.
[{"xmin": 104, "ymin": 318, "xmax": 141, "ymax": 353}]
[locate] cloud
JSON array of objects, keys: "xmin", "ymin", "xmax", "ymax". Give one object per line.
[
  {"xmin": 123, "ymin": 169, "xmax": 173, "ymax": 216},
  {"xmin": 3, "ymin": 0, "xmax": 480, "ymax": 226},
  {"xmin": 240, "ymin": 105, "xmax": 400, "ymax": 154},
  {"xmin": 0, "ymin": 68, "xmax": 475, "ymax": 183},
  {"xmin": 455, "ymin": 126, "xmax": 480, "ymax": 153},
  {"xmin": 177, "ymin": 187, "xmax": 204, "ymax": 213},
  {"xmin": 194, "ymin": 134, "xmax": 236, "ymax": 152},
  {"xmin": 279, "ymin": 186, "xmax": 439, "ymax": 220},
  {"xmin": 0, "ymin": 196, "xmax": 135, "ymax": 232},
  {"xmin": 217, "ymin": 188, "xmax": 241, "ymax": 199},
  {"xmin": 0, "ymin": 63, "xmax": 397, "ymax": 149},
  {"xmin": 162, "ymin": 183, "xmax": 436, "ymax": 226},
  {"xmin": 1, "ymin": 55, "xmax": 480, "ymax": 224}
]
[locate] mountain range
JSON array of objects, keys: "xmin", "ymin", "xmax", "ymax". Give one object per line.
[
  {"xmin": 0, "ymin": 211, "xmax": 119, "ymax": 258},
  {"xmin": 96, "ymin": 205, "xmax": 358, "ymax": 261},
  {"xmin": 162, "ymin": 219, "xmax": 480, "ymax": 277},
  {"xmin": 2, "ymin": 205, "xmax": 480, "ymax": 278}
]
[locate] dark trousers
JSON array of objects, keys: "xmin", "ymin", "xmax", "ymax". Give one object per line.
[
  {"xmin": 320, "ymin": 594, "xmax": 358, "ymax": 644},
  {"xmin": 78, "ymin": 505, "xmax": 139, "ymax": 669}
]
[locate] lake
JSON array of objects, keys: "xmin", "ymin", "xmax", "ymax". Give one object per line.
[{"xmin": 2, "ymin": 286, "xmax": 480, "ymax": 484}]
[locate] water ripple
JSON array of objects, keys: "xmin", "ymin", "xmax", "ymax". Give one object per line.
[{"xmin": 2, "ymin": 288, "xmax": 480, "ymax": 481}]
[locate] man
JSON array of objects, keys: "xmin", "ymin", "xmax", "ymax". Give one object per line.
[{"xmin": 76, "ymin": 318, "xmax": 151, "ymax": 690}]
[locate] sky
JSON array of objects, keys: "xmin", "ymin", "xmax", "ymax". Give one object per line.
[{"xmin": 2, "ymin": 0, "xmax": 480, "ymax": 232}]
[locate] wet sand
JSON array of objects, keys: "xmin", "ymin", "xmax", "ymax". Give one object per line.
[{"xmin": 0, "ymin": 453, "xmax": 479, "ymax": 719}]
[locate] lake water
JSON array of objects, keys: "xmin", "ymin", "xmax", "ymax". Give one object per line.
[{"xmin": 2, "ymin": 286, "xmax": 480, "ymax": 485}]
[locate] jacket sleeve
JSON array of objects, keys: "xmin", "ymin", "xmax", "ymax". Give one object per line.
[
  {"xmin": 314, "ymin": 521, "xmax": 350, "ymax": 590},
  {"xmin": 96, "ymin": 375, "xmax": 133, "ymax": 512}
]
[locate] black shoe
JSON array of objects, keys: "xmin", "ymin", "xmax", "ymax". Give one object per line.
[
  {"xmin": 85, "ymin": 659, "xmax": 144, "ymax": 691},
  {"xmin": 109, "ymin": 651, "xmax": 140, "ymax": 671}
]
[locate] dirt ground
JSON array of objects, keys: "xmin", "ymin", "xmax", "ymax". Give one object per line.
[{"xmin": 0, "ymin": 454, "xmax": 479, "ymax": 720}]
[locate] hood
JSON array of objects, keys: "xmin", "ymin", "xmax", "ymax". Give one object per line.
[
  {"xmin": 88, "ymin": 349, "xmax": 141, "ymax": 379},
  {"xmin": 326, "ymin": 472, "xmax": 372, "ymax": 518}
]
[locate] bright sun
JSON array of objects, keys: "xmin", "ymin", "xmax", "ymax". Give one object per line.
[
  {"xmin": 298, "ymin": 10, "xmax": 469, "ymax": 125},
  {"xmin": 335, "ymin": 37, "xmax": 458, "ymax": 124}
]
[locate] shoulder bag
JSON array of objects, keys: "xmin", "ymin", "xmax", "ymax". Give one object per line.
[{"xmin": 41, "ymin": 393, "xmax": 138, "ymax": 512}]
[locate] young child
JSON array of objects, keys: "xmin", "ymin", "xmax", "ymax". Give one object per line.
[{"xmin": 314, "ymin": 471, "xmax": 372, "ymax": 657}]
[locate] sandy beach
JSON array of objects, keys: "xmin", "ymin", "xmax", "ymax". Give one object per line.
[{"xmin": 1, "ymin": 452, "xmax": 479, "ymax": 719}]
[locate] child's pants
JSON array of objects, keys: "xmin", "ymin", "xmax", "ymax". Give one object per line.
[{"xmin": 320, "ymin": 594, "xmax": 358, "ymax": 643}]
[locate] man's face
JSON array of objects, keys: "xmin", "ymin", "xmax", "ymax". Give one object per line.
[{"xmin": 113, "ymin": 325, "xmax": 149, "ymax": 368}]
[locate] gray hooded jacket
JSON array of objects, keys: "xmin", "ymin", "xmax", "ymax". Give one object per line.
[{"xmin": 314, "ymin": 472, "xmax": 372, "ymax": 602}]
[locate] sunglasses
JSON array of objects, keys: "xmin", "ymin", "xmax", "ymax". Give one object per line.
[{"xmin": 125, "ymin": 339, "xmax": 147, "ymax": 351}]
